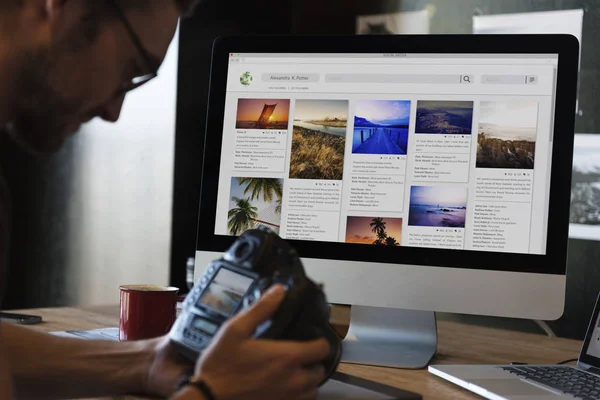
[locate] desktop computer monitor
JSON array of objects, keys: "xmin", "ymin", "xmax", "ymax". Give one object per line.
[{"xmin": 191, "ymin": 35, "xmax": 579, "ymax": 369}]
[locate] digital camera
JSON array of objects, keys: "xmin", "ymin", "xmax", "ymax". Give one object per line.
[{"xmin": 169, "ymin": 227, "xmax": 342, "ymax": 383}]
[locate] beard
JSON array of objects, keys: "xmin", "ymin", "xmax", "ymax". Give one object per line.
[{"xmin": 10, "ymin": 47, "xmax": 86, "ymax": 154}]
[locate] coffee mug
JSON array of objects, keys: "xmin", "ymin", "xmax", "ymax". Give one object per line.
[{"xmin": 119, "ymin": 284, "xmax": 179, "ymax": 341}]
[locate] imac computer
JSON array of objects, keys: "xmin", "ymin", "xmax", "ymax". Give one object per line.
[{"xmin": 191, "ymin": 35, "xmax": 578, "ymax": 369}]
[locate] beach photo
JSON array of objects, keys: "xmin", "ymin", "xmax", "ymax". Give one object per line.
[
  {"xmin": 199, "ymin": 268, "xmax": 254, "ymax": 315},
  {"xmin": 415, "ymin": 101, "xmax": 473, "ymax": 135},
  {"xmin": 352, "ymin": 100, "xmax": 410, "ymax": 155},
  {"xmin": 570, "ymin": 134, "xmax": 600, "ymax": 241},
  {"xmin": 477, "ymin": 100, "xmax": 538, "ymax": 169},
  {"xmin": 227, "ymin": 177, "xmax": 283, "ymax": 236},
  {"xmin": 235, "ymin": 98, "xmax": 290, "ymax": 130},
  {"xmin": 290, "ymin": 99, "xmax": 348, "ymax": 180},
  {"xmin": 345, "ymin": 216, "xmax": 402, "ymax": 246},
  {"xmin": 408, "ymin": 186, "xmax": 468, "ymax": 228}
]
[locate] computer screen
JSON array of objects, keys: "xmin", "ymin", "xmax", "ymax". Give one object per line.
[
  {"xmin": 213, "ymin": 53, "xmax": 558, "ymax": 256},
  {"xmin": 195, "ymin": 36, "xmax": 577, "ymax": 329}
]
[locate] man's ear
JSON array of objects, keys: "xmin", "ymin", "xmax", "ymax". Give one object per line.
[
  {"xmin": 44, "ymin": 0, "xmax": 67, "ymax": 20},
  {"xmin": 43, "ymin": 0, "xmax": 81, "ymax": 40}
]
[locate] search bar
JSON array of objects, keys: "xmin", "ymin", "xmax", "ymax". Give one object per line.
[
  {"xmin": 481, "ymin": 75, "xmax": 538, "ymax": 84},
  {"xmin": 325, "ymin": 73, "xmax": 473, "ymax": 84}
]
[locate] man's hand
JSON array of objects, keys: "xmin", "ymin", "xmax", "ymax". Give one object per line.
[
  {"xmin": 189, "ymin": 285, "xmax": 331, "ymax": 400},
  {"xmin": 143, "ymin": 336, "xmax": 195, "ymax": 397}
]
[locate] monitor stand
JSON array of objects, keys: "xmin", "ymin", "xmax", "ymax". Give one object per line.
[{"xmin": 340, "ymin": 305, "xmax": 437, "ymax": 369}]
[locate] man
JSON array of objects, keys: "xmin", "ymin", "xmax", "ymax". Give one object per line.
[{"xmin": 0, "ymin": 1, "xmax": 330, "ymax": 399}]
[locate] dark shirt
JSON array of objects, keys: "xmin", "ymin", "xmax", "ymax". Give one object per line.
[{"xmin": 0, "ymin": 167, "xmax": 9, "ymax": 304}]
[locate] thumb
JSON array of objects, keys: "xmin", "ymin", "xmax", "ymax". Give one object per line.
[{"xmin": 225, "ymin": 284, "xmax": 287, "ymax": 338}]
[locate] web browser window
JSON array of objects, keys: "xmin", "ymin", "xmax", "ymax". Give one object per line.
[{"xmin": 214, "ymin": 53, "xmax": 559, "ymax": 255}]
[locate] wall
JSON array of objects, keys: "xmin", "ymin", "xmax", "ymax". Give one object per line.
[
  {"xmin": 172, "ymin": 0, "xmax": 600, "ymax": 339},
  {"xmin": 64, "ymin": 27, "xmax": 180, "ymax": 306},
  {"xmin": 1, "ymin": 27, "xmax": 179, "ymax": 309},
  {"xmin": 395, "ymin": 0, "xmax": 600, "ymax": 341}
]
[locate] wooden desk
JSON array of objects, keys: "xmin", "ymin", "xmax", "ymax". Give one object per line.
[{"xmin": 14, "ymin": 306, "xmax": 583, "ymax": 400}]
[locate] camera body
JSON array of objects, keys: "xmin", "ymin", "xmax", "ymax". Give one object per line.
[{"xmin": 169, "ymin": 227, "xmax": 341, "ymax": 382}]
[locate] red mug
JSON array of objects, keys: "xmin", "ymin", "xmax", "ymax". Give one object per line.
[{"xmin": 119, "ymin": 284, "xmax": 179, "ymax": 341}]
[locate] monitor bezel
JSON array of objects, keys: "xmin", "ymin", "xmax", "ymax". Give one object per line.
[{"xmin": 195, "ymin": 34, "xmax": 578, "ymax": 276}]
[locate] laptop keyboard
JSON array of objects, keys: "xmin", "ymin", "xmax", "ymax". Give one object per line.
[{"xmin": 500, "ymin": 365, "xmax": 600, "ymax": 399}]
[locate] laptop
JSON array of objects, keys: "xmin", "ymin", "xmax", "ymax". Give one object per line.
[{"xmin": 429, "ymin": 292, "xmax": 600, "ymax": 399}]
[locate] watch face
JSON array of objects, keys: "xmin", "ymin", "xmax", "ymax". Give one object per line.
[{"xmin": 197, "ymin": 268, "xmax": 254, "ymax": 316}]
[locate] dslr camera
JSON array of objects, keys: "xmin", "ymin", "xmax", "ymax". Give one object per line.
[{"xmin": 169, "ymin": 226, "xmax": 342, "ymax": 382}]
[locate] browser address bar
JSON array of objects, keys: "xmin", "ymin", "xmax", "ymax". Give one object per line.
[{"xmin": 325, "ymin": 73, "xmax": 473, "ymax": 84}]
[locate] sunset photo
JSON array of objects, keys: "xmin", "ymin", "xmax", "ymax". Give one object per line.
[
  {"xmin": 345, "ymin": 216, "xmax": 402, "ymax": 246},
  {"xmin": 235, "ymin": 98, "xmax": 290, "ymax": 130}
]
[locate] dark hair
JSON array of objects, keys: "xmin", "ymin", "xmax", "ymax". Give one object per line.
[
  {"xmin": 172, "ymin": 0, "xmax": 201, "ymax": 17},
  {"xmin": 119, "ymin": 0, "xmax": 201, "ymax": 17}
]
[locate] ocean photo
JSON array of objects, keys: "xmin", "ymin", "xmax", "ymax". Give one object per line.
[
  {"xmin": 352, "ymin": 100, "xmax": 411, "ymax": 155},
  {"xmin": 415, "ymin": 101, "xmax": 473, "ymax": 135},
  {"xmin": 477, "ymin": 100, "xmax": 538, "ymax": 169},
  {"xmin": 408, "ymin": 186, "xmax": 468, "ymax": 228}
]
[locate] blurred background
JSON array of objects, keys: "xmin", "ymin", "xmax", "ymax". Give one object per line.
[{"xmin": 2, "ymin": 0, "xmax": 599, "ymax": 340}]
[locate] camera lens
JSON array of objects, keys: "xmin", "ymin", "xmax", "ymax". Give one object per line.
[{"xmin": 233, "ymin": 240, "xmax": 253, "ymax": 261}]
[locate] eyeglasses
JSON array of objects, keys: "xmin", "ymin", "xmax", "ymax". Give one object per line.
[{"xmin": 105, "ymin": 0, "xmax": 159, "ymax": 94}]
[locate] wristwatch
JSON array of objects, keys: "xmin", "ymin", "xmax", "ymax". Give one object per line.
[{"xmin": 177, "ymin": 376, "xmax": 217, "ymax": 400}]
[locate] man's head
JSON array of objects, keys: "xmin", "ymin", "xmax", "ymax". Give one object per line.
[{"xmin": 2, "ymin": 0, "xmax": 199, "ymax": 152}]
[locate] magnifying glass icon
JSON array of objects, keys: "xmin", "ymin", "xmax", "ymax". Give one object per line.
[{"xmin": 462, "ymin": 75, "xmax": 471, "ymax": 83}]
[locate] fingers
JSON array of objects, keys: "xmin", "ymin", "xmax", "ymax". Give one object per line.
[
  {"xmin": 303, "ymin": 364, "xmax": 326, "ymax": 388},
  {"xmin": 293, "ymin": 338, "xmax": 331, "ymax": 365},
  {"xmin": 224, "ymin": 285, "xmax": 287, "ymax": 338},
  {"xmin": 296, "ymin": 389, "xmax": 319, "ymax": 400},
  {"xmin": 250, "ymin": 338, "xmax": 331, "ymax": 366},
  {"xmin": 291, "ymin": 364, "xmax": 326, "ymax": 396}
]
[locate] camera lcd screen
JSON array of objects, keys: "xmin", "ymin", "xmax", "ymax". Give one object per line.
[
  {"xmin": 198, "ymin": 268, "xmax": 254, "ymax": 316},
  {"xmin": 192, "ymin": 318, "xmax": 219, "ymax": 335}
]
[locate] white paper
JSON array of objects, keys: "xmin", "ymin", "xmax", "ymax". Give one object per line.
[
  {"xmin": 570, "ymin": 134, "xmax": 600, "ymax": 241},
  {"xmin": 357, "ymin": 10, "xmax": 430, "ymax": 35},
  {"xmin": 473, "ymin": 9, "xmax": 583, "ymax": 111},
  {"xmin": 51, "ymin": 327, "xmax": 120, "ymax": 341},
  {"xmin": 473, "ymin": 9, "xmax": 583, "ymax": 41},
  {"xmin": 473, "ymin": 10, "xmax": 583, "ymax": 69}
]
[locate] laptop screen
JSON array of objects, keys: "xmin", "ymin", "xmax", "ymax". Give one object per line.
[
  {"xmin": 214, "ymin": 53, "xmax": 558, "ymax": 256},
  {"xmin": 585, "ymin": 314, "xmax": 600, "ymax": 359},
  {"xmin": 580, "ymin": 292, "xmax": 600, "ymax": 367}
]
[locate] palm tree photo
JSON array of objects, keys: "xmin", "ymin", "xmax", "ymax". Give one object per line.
[
  {"xmin": 236, "ymin": 177, "xmax": 283, "ymax": 203},
  {"xmin": 227, "ymin": 197, "xmax": 258, "ymax": 235},
  {"xmin": 385, "ymin": 237, "xmax": 399, "ymax": 246},
  {"xmin": 345, "ymin": 216, "xmax": 403, "ymax": 246},
  {"xmin": 370, "ymin": 217, "xmax": 387, "ymax": 244},
  {"xmin": 228, "ymin": 178, "xmax": 284, "ymax": 236}
]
